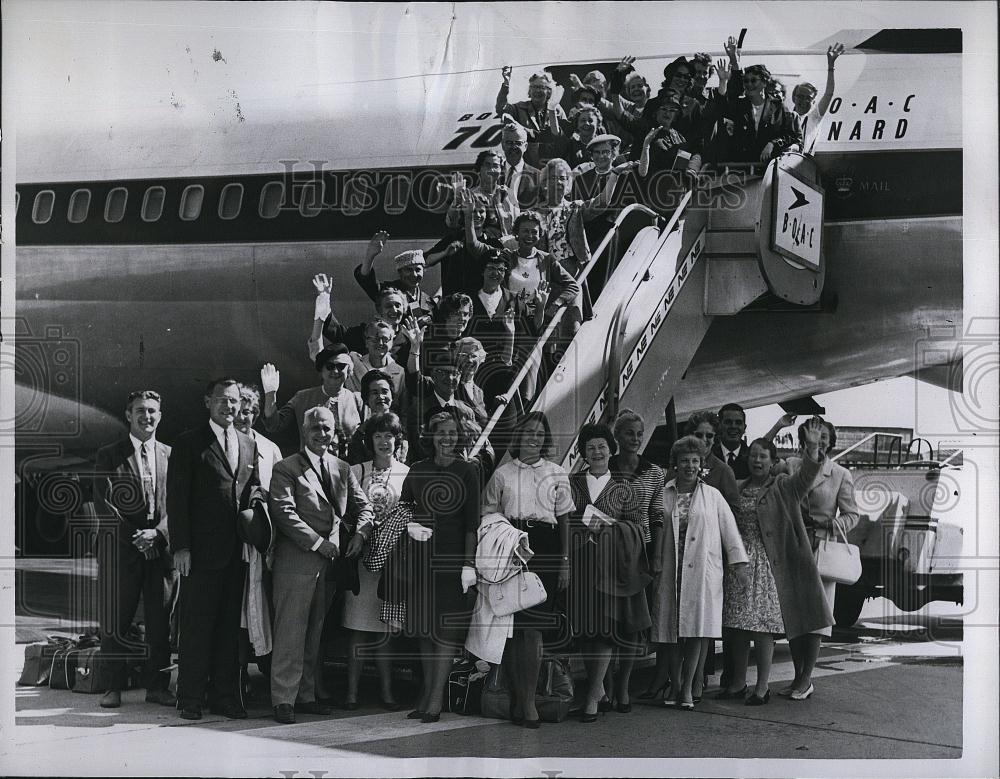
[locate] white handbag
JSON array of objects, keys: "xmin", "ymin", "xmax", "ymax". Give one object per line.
[
  {"xmin": 487, "ymin": 569, "xmax": 547, "ymax": 617},
  {"xmin": 814, "ymin": 524, "xmax": 862, "ymax": 585}
]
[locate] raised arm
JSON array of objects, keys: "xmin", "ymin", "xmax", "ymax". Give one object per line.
[
  {"xmin": 496, "ymin": 65, "xmax": 514, "ymax": 116},
  {"xmin": 763, "ymin": 412, "xmax": 798, "ymax": 442},
  {"xmin": 817, "ymin": 43, "xmax": 844, "ymax": 117},
  {"xmin": 354, "ymin": 230, "xmax": 391, "ymax": 302}
]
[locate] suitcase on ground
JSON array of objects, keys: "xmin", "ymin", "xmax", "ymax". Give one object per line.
[
  {"xmin": 49, "ymin": 634, "xmax": 100, "ymax": 691},
  {"xmin": 447, "ymin": 656, "xmax": 490, "ymax": 715},
  {"xmin": 479, "ymin": 661, "xmax": 512, "ymax": 720},
  {"xmin": 72, "ymin": 647, "xmax": 117, "ymax": 694},
  {"xmin": 18, "ymin": 637, "xmax": 72, "ymax": 687},
  {"xmin": 534, "ymin": 656, "xmax": 574, "ymax": 723}
]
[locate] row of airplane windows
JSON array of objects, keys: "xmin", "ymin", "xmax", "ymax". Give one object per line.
[{"xmin": 15, "ymin": 179, "xmax": 322, "ymax": 225}]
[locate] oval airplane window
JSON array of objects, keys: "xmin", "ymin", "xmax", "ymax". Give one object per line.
[
  {"xmin": 32, "ymin": 190, "xmax": 56, "ymax": 224},
  {"xmin": 14, "ymin": 191, "xmax": 20, "ymax": 216},
  {"xmin": 141, "ymin": 186, "xmax": 166, "ymax": 222},
  {"xmin": 299, "ymin": 181, "xmax": 324, "ymax": 218},
  {"xmin": 104, "ymin": 187, "xmax": 128, "ymax": 223},
  {"xmin": 259, "ymin": 181, "xmax": 284, "ymax": 218},
  {"xmin": 67, "ymin": 189, "xmax": 92, "ymax": 224},
  {"xmin": 179, "ymin": 185, "xmax": 204, "ymax": 221},
  {"xmin": 218, "ymin": 183, "xmax": 244, "ymax": 220}
]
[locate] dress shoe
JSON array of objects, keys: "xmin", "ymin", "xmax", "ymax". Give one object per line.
[
  {"xmin": 420, "ymin": 711, "xmax": 441, "ymax": 723},
  {"xmin": 295, "ymin": 700, "xmax": 333, "ymax": 715},
  {"xmin": 379, "ymin": 698, "xmax": 401, "ymax": 712},
  {"xmin": 679, "ymin": 700, "xmax": 695, "ymax": 711},
  {"xmin": 597, "ymin": 697, "xmax": 613, "ymax": 713},
  {"xmin": 637, "ymin": 682, "xmax": 669, "ymax": 701},
  {"xmin": 100, "ymin": 690, "xmax": 121, "ymax": 708},
  {"xmin": 274, "ymin": 703, "xmax": 295, "ymax": 724},
  {"xmin": 745, "ymin": 690, "xmax": 771, "ymax": 706},
  {"xmin": 715, "ymin": 685, "xmax": 748, "ymax": 700},
  {"xmin": 579, "ymin": 711, "xmax": 598, "ymax": 723},
  {"xmin": 616, "ymin": 701, "xmax": 632, "ymax": 713},
  {"xmin": 523, "ymin": 717, "xmax": 540, "ymax": 729},
  {"xmin": 145, "ymin": 689, "xmax": 176, "ymax": 706},
  {"xmin": 789, "ymin": 684, "xmax": 815, "ymax": 701},
  {"xmin": 210, "ymin": 702, "xmax": 248, "ymax": 719},
  {"xmin": 407, "ymin": 709, "xmax": 426, "ymax": 719},
  {"xmin": 179, "ymin": 705, "xmax": 202, "ymax": 721}
]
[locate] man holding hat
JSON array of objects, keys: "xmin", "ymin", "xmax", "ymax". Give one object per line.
[
  {"xmin": 354, "ymin": 230, "xmax": 437, "ymax": 321},
  {"xmin": 261, "ymin": 344, "xmax": 364, "ymax": 458},
  {"xmin": 268, "ymin": 405, "xmax": 373, "ymax": 724}
]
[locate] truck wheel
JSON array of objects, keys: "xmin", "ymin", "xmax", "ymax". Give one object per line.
[{"xmin": 834, "ymin": 584, "xmax": 867, "ymax": 627}]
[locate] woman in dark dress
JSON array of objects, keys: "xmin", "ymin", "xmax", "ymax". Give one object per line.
[
  {"xmin": 399, "ymin": 410, "xmax": 480, "ymax": 723},
  {"xmin": 568, "ymin": 424, "xmax": 652, "ymax": 722}
]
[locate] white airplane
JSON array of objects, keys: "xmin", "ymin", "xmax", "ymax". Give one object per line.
[{"xmin": 6, "ymin": 3, "xmax": 962, "ymax": 549}]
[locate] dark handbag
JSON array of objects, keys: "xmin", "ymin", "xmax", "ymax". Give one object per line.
[
  {"xmin": 18, "ymin": 636, "xmax": 72, "ymax": 686},
  {"xmin": 72, "ymin": 647, "xmax": 116, "ymax": 694},
  {"xmin": 479, "ymin": 661, "xmax": 512, "ymax": 720},
  {"xmin": 49, "ymin": 634, "xmax": 99, "ymax": 691},
  {"xmin": 535, "ymin": 655, "xmax": 574, "ymax": 723},
  {"xmin": 447, "ymin": 656, "xmax": 490, "ymax": 715}
]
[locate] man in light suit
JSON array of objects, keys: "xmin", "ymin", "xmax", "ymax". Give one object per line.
[
  {"xmin": 94, "ymin": 390, "xmax": 175, "ymax": 709},
  {"xmin": 168, "ymin": 378, "xmax": 259, "ymax": 720},
  {"xmin": 267, "ymin": 406, "xmax": 374, "ymax": 724}
]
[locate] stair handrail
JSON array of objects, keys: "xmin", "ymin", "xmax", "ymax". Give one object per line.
[
  {"xmin": 832, "ymin": 431, "xmax": 904, "ymax": 464},
  {"xmin": 605, "ymin": 188, "xmax": 695, "ymax": 418},
  {"xmin": 468, "ymin": 201, "xmax": 660, "ymax": 459}
]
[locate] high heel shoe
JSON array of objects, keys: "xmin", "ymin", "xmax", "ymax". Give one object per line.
[
  {"xmin": 406, "ymin": 709, "xmax": 425, "ymax": 719},
  {"xmin": 745, "ymin": 690, "xmax": 771, "ymax": 706},
  {"xmin": 637, "ymin": 682, "xmax": 669, "ymax": 701},
  {"xmin": 615, "ymin": 701, "xmax": 632, "ymax": 713},
  {"xmin": 597, "ymin": 697, "xmax": 612, "ymax": 713},
  {"xmin": 789, "ymin": 684, "xmax": 814, "ymax": 701},
  {"xmin": 715, "ymin": 685, "xmax": 748, "ymax": 700}
]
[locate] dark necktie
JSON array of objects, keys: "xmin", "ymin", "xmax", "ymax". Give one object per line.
[
  {"xmin": 506, "ymin": 167, "xmax": 515, "ymax": 187},
  {"xmin": 140, "ymin": 442, "xmax": 155, "ymax": 520},
  {"xmin": 728, "ymin": 451, "xmax": 737, "ymax": 467},
  {"xmin": 319, "ymin": 454, "xmax": 333, "ymax": 500}
]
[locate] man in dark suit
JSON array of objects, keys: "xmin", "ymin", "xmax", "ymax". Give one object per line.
[
  {"xmin": 93, "ymin": 390, "xmax": 175, "ymax": 709},
  {"xmin": 499, "ymin": 120, "xmax": 541, "ymax": 209},
  {"xmin": 267, "ymin": 405, "xmax": 374, "ymax": 724},
  {"xmin": 403, "ymin": 345, "xmax": 476, "ymax": 455},
  {"xmin": 713, "ymin": 402, "xmax": 751, "ymax": 481},
  {"xmin": 167, "ymin": 378, "xmax": 259, "ymax": 720}
]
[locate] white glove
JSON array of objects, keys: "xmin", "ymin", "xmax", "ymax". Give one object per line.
[
  {"xmin": 461, "ymin": 565, "xmax": 477, "ymax": 593},
  {"xmin": 406, "ymin": 522, "xmax": 433, "ymax": 542},
  {"xmin": 313, "ymin": 292, "xmax": 331, "ymax": 323},
  {"xmin": 260, "ymin": 363, "xmax": 280, "ymax": 394}
]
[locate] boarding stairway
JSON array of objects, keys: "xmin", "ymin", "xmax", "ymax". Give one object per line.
[{"xmin": 473, "ymin": 152, "xmax": 831, "ymax": 468}]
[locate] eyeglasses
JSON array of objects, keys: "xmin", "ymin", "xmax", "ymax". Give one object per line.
[
  {"xmin": 692, "ymin": 431, "xmax": 716, "ymax": 439},
  {"xmin": 324, "ymin": 362, "xmax": 350, "ymax": 371},
  {"xmin": 743, "ymin": 76, "xmax": 762, "ymax": 85}
]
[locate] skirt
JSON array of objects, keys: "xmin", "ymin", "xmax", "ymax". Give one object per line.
[
  {"xmin": 342, "ymin": 564, "xmax": 391, "ymax": 634},
  {"xmin": 510, "ymin": 520, "xmax": 568, "ymax": 644}
]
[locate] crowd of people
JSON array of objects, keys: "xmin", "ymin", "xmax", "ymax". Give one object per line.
[{"xmin": 90, "ymin": 37, "xmax": 858, "ymax": 727}]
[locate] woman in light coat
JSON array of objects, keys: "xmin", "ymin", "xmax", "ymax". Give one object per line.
[
  {"xmin": 649, "ymin": 435, "xmax": 749, "ymax": 709},
  {"xmin": 781, "ymin": 417, "xmax": 860, "ymax": 700}
]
